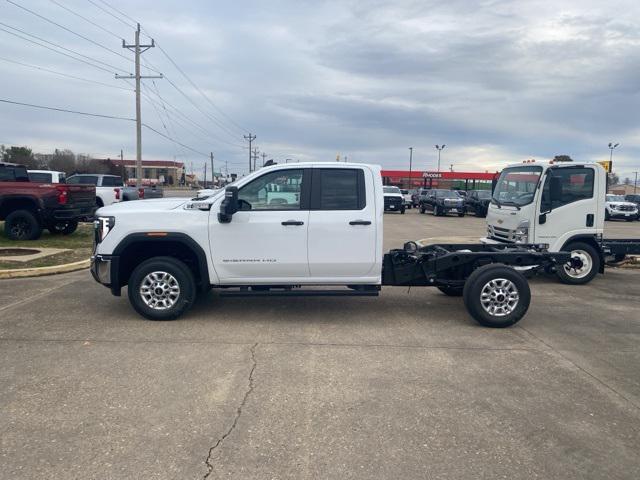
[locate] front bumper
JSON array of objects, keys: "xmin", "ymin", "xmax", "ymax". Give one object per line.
[
  {"xmin": 90, "ymin": 254, "xmax": 121, "ymax": 296},
  {"xmin": 608, "ymin": 209, "xmax": 638, "ymax": 219}
]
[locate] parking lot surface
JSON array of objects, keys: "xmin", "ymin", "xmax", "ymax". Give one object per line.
[{"xmin": 1, "ymin": 211, "xmax": 639, "ymax": 479}]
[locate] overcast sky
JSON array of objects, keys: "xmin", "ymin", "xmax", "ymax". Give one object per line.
[{"xmin": 1, "ymin": 0, "xmax": 638, "ymax": 179}]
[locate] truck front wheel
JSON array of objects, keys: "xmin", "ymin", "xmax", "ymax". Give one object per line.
[
  {"xmin": 463, "ymin": 264, "xmax": 531, "ymax": 328},
  {"xmin": 128, "ymin": 256, "xmax": 196, "ymax": 320},
  {"xmin": 555, "ymin": 242, "xmax": 599, "ymax": 285}
]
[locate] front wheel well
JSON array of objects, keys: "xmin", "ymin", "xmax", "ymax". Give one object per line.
[{"xmin": 115, "ymin": 239, "xmax": 207, "ymax": 290}]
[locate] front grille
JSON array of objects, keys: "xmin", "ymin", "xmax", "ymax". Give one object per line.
[
  {"xmin": 384, "ymin": 197, "xmax": 402, "ymax": 207},
  {"xmin": 618, "ymin": 205, "xmax": 635, "ymax": 212},
  {"xmin": 491, "ymin": 226, "xmax": 515, "ymax": 241}
]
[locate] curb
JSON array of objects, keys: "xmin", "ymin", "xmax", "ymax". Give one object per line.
[{"xmin": 0, "ymin": 259, "xmax": 90, "ymax": 279}]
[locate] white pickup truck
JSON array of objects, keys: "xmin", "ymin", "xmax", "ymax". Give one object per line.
[
  {"xmin": 484, "ymin": 160, "xmax": 640, "ymax": 284},
  {"xmin": 67, "ymin": 174, "xmax": 124, "ymax": 207},
  {"xmin": 91, "ymin": 163, "xmax": 570, "ymax": 327}
]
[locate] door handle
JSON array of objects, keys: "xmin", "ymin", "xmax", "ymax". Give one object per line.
[
  {"xmin": 281, "ymin": 220, "xmax": 304, "ymax": 226},
  {"xmin": 349, "ymin": 220, "xmax": 371, "ymax": 225}
]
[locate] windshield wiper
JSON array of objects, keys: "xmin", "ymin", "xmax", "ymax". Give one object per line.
[{"xmin": 491, "ymin": 198, "xmax": 502, "ymax": 209}]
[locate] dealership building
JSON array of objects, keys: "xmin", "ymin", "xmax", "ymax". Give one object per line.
[{"xmin": 381, "ymin": 170, "xmax": 499, "ymax": 191}]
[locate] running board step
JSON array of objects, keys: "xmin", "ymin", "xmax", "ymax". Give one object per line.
[{"xmin": 219, "ymin": 289, "xmax": 379, "ymax": 298}]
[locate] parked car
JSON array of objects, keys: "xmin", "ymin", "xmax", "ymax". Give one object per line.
[
  {"xmin": 419, "ymin": 189, "xmax": 466, "ymax": 216},
  {"xmin": 455, "ymin": 190, "xmax": 467, "ymax": 198},
  {"xmin": 28, "ymin": 169, "xmax": 66, "ymax": 184},
  {"xmin": 411, "ymin": 189, "xmax": 425, "ymax": 208},
  {"xmin": 605, "ymin": 194, "xmax": 637, "ymax": 221},
  {"xmin": 400, "ymin": 189, "xmax": 413, "ymax": 209},
  {"xmin": 137, "ymin": 184, "xmax": 164, "ymax": 200},
  {"xmin": 1, "ymin": 162, "xmax": 96, "ymax": 239},
  {"xmin": 625, "ymin": 195, "xmax": 640, "ymax": 219},
  {"xmin": 465, "ymin": 189, "xmax": 492, "ymax": 217},
  {"xmin": 67, "ymin": 174, "xmax": 124, "ymax": 207},
  {"xmin": 383, "ymin": 186, "xmax": 405, "ymax": 213}
]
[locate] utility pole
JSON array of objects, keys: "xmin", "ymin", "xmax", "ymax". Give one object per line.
[
  {"xmin": 252, "ymin": 147, "xmax": 259, "ymax": 172},
  {"xmin": 261, "ymin": 152, "xmax": 267, "ymax": 167},
  {"xmin": 244, "ymin": 133, "xmax": 256, "ymax": 172},
  {"xmin": 210, "ymin": 152, "xmax": 214, "ymax": 186},
  {"xmin": 203, "ymin": 162, "xmax": 207, "ymax": 187},
  {"xmin": 116, "ymin": 23, "xmax": 162, "ymax": 188},
  {"xmin": 435, "ymin": 144, "xmax": 446, "ymax": 172},
  {"xmin": 634, "ymin": 171, "xmax": 638, "ymax": 194}
]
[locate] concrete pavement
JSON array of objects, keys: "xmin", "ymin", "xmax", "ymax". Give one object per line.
[{"xmin": 0, "ymin": 211, "xmax": 639, "ymax": 479}]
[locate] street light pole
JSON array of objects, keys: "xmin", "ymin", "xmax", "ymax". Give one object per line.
[
  {"xmin": 434, "ymin": 144, "xmax": 446, "ymax": 172},
  {"xmin": 607, "ymin": 142, "xmax": 619, "ymax": 193},
  {"xmin": 634, "ymin": 171, "xmax": 638, "ymax": 194}
]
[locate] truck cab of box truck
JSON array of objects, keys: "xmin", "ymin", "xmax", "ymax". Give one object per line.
[{"xmin": 483, "ymin": 160, "xmax": 607, "ymax": 283}]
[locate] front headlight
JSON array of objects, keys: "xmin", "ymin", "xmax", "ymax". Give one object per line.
[
  {"xmin": 514, "ymin": 220, "xmax": 530, "ymax": 244},
  {"xmin": 94, "ymin": 216, "xmax": 115, "ymax": 243}
]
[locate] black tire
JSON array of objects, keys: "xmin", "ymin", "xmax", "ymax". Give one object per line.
[
  {"xmin": 433, "ymin": 205, "xmax": 440, "ymax": 216},
  {"xmin": 605, "ymin": 210, "xmax": 610, "ymax": 221},
  {"xmin": 400, "ymin": 206, "xmax": 406, "ymax": 214},
  {"xmin": 474, "ymin": 206, "xmax": 482, "ymax": 217},
  {"xmin": 463, "ymin": 264, "xmax": 531, "ymax": 328},
  {"xmin": 457, "ymin": 211, "xmax": 465, "ymax": 217},
  {"xmin": 555, "ymin": 241, "xmax": 600, "ymax": 285},
  {"xmin": 420, "ymin": 205, "xmax": 426, "ymax": 214},
  {"xmin": 96, "ymin": 198, "xmax": 104, "ymax": 208},
  {"xmin": 437, "ymin": 285, "xmax": 464, "ymax": 296},
  {"xmin": 47, "ymin": 220, "xmax": 78, "ymax": 235},
  {"xmin": 4, "ymin": 209, "xmax": 43, "ymax": 240},
  {"xmin": 127, "ymin": 256, "xmax": 196, "ymax": 321}
]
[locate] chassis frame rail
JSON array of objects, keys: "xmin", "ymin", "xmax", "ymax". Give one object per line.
[{"xmin": 382, "ymin": 243, "xmax": 571, "ymax": 287}]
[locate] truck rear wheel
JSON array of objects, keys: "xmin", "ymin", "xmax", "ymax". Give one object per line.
[
  {"xmin": 555, "ymin": 241, "xmax": 599, "ymax": 285},
  {"xmin": 4, "ymin": 209, "xmax": 42, "ymax": 241},
  {"xmin": 463, "ymin": 264, "xmax": 530, "ymax": 328},
  {"xmin": 128, "ymin": 256, "xmax": 196, "ymax": 321}
]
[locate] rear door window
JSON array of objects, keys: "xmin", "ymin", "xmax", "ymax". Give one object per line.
[
  {"xmin": 28, "ymin": 172, "xmax": 53, "ymax": 183},
  {"xmin": 312, "ymin": 169, "xmax": 365, "ymax": 210}
]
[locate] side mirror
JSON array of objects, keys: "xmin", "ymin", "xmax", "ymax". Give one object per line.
[
  {"xmin": 218, "ymin": 186, "xmax": 239, "ymax": 223},
  {"xmin": 549, "ymin": 176, "xmax": 562, "ymax": 203}
]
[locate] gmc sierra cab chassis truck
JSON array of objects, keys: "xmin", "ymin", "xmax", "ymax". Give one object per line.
[
  {"xmin": 91, "ymin": 163, "xmax": 569, "ymax": 328},
  {"xmin": 484, "ymin": 160, "xmax": 640, "ymax": 284}
]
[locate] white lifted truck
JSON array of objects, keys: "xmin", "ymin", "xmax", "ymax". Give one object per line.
[
  {"xmin": 91, "ymin": 163, "xmax": 570, "ymax": 327},
  {"xmin": 484, "ymin": 160, "xmax": 640, "ymax": 284}
]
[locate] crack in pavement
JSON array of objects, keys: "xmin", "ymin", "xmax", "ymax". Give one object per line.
[{"xmin": 203, "ymin": 342, "xmax": 258, "ymax": 480}]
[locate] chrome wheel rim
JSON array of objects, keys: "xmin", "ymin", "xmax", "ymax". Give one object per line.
[
  {"xmin": 139, "ymin": 271, "xmax": 180, "ymax": 310},
  {"xmin": 563, "ymin": 249, "xmax": 592, "ymax": 279},
  {"xmin": 480, "ymin": 278, "xmax": 519, "ymax": 317}
]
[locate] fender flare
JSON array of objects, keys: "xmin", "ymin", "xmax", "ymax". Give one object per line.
[{"xmin": 112, "ymin": 232, "xmax": 210, "ymax": 294}]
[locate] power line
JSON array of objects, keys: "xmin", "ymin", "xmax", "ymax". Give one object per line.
[
  {"xmin": 0, "ymin": 56, "xmax": 133, "ymax": 91},
  {"xmin": 140, "ymin": 80, "xmax": 245, "ymax": 148},
  {"xmin": 0, "ymin": 98, "xmax": 135, "ymax": 121},
  {"xmin": 141, "ymin": 123, "xmax": 209, "ymax": 157},
  {"xmin": 94, "ymin": 0, "xmax": 138, "ymax": 27},
  {"xmin": 0, "ymin": 21, "xmax": 130, "ymax": 74},
  {"xmin": 155, "ymin": 43, "xmax": 248, "ymax": 135},
  {"xmin": 48, "ymin": 0, "xmax": 124, "ymax": 41},
  {"xmin": 5, "ymin": 0, "xmax": 162, "ymax": 73},
  {"xmin": 84, "ymin": 0, "xmax": 135, "ymax": 29}
]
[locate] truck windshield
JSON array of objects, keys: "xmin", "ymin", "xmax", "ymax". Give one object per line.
[
  {"xmin": 383, "ymin": 187, "xmax": 401, "ymax": 194},
  {"xmin": 492, "ymin": 166, "xmax": 542, "ymax": 206}
]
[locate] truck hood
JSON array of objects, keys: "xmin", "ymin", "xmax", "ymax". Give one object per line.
[
  {"xmin": 486, "ymin": 202, "xmax": 532, "ymax": 232},
  {"xmin": 97, "ymin": 197, "xmax": 188, "ymax": 216},
  {"xmin": 383, "ymin": 193, "xmax": 404, "ymax": 199}
]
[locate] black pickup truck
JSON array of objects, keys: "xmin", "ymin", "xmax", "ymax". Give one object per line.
[{"xmin": 0, "ymin": 163, "xmax": 96, "ymax": 240}]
